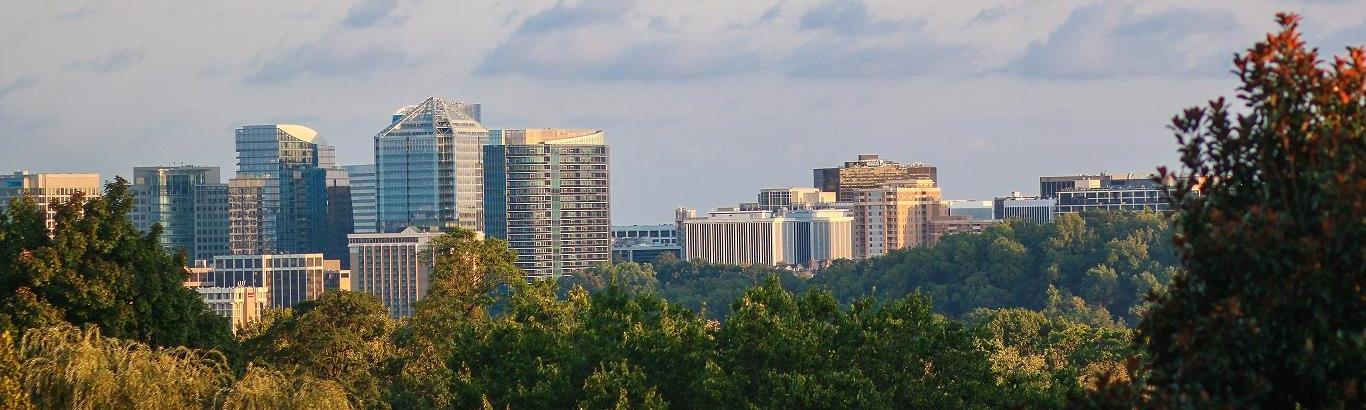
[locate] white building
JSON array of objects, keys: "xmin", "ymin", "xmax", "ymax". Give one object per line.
[
  {"xmin": 348, "ymin": 227, "xmax": 445, "ymax": 318},
  {"xmin": 194, "ymin": 286, "xmax": 269, "ymax": 334},
  {"xmin": 681, "ymin": 208, "xmax": 852, "ymax": 267},
  {"xmin": 993, "ymin": 192, "xmax": 1056, "ymax": 223}
]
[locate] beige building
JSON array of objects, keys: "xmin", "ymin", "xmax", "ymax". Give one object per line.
[
  {"xmin": 194, "ymin": 286, "xmax": 269, "ymax": 334},
  {"xmin": 0, "ymin": 172, "xmax": 102, "ymax": 231},
  {"xmin": 756, "ymin": 187, "xmax": 836, "ymax": 211},
  {"xmin": 850, "ymin": 179, "xmax": 946, "ymax": 259},
  {"xmin": 928, "ymin": 215, "xmax": 1000, "ymax": 246},
  {"xmin": 209, "ymin": 254, "xmax": 331, "ymax": 308},
  {"xmin": 348, "ymin": 227, "xmax": 446, "ymax": 318}
]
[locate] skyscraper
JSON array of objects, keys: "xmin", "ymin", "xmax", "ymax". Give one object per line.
[
  {"xmin": 484, "ymin": 129, "xmax": 610, "ymax": 280},
  {"xmin": 374, "ymin": 97, "xmax": 488, "ymax": 233},
  {"xmin": 813, "ymin": 154, "xmax": 937, "ymax": 202},
  {"xmin": 344, "ymin": 164, "xmax": 377, "ymax": 233},
  {"xmin": 0, "ymin": 171, "xmax": 102, "ymax": 231},
  {"xmin": 131, "ymin": 165, "xmax": 228, "ymax": 262},
  {"xmin": 228, "ymin": 124, "xmax": 347, "ymax": 261}
]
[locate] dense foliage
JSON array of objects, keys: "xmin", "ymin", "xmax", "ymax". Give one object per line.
[{"xmin": 1109, "ymin": 14, "xmax": 1364, "ymax": 408}]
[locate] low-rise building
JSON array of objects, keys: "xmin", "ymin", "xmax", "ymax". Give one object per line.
[
  {"xmin": 929, "ymin": 216, "xmax": 1000, "ymax": 246},
  {"xmin": 680, "ymin": 208, "xmax": 852, "ymax": 267},
  {"xmin": 209, "ymin": 254, "xmax": 330, "ymax": 309},
  {"xmin": 194, "ymin": 286, "xmax": 269, "ymax": 334},
  {"xmin": 993, "ymin": 192, "xmax": 1056, "ymax": 223},
  {"xmin": 611, "ymin": 224, "xmax": 681, "ymax": 264}
]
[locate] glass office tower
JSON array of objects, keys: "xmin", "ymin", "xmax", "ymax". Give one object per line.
[
  {"xmin": 374, "ymin": 97, "xmax": 488, "ymax": 233},
  {"xmin": 131, "ymin": 165, "xmax": 228, "ymax": 262},
  {"xmin": 229, "ymin": 124, "xmax": 348, "ymax": 261}
]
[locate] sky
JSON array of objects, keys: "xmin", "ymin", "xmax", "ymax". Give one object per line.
[{"xmin": 2, "ymin": 0, "xmax": 1363, "ymax": 224}]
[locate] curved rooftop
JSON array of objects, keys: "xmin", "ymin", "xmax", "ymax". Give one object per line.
[{"xmin": 276, "ymin": 124, "xmax": 326, "ymax": 145}]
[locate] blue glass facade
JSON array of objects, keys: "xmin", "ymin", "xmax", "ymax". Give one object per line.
[
  {"xmin": 229, "ymin": 125, "xmax": 347, "ymax": 261},
  {"xmin": 375, "ymin": 97, "xmax": 487, "ymax": 233}
]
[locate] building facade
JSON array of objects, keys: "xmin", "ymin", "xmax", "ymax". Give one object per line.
[
  {"xmin": 228, "ymin": 124, "xmax": 347, "ymax": 261},
  {"xmin": 928, "ymin": 215, "xmax": 1000, "ymax": 246},
  {"xmin": 347, "ymin": 227, "xmax": 443, "ymax": 318},
  {"xmin": 375, "ymin": 97, "xmax": 488, "ymax": 233},
  {"xmin": 850, "ymin": 179, "xmax": 945, "ymax": 259},
  {"xmin": 756, "ymin": 187, "xmax": 835, "ymax": 211},
  {"xmin": 0, "ymin": 172, "xmax": 102, "ymax": 231},
  {"xmin": 209, "ymin": 253, "xmax": 329, "ymax": 309},
  {"xmin": 193, "ymin": 286, "xmax": 269, "ymax": 334},
  {"xmin": 1055, "ymin": 186, "xmax": 1171, "ymax": 214},
  {"xmin": 611, "ymin": 224, "xmax": 681, "ymax": 264},
  {"xmin": 131, "ymin": 165, "xmax": 228, "ymax": 262},
  {"xmin": 344, "ymin": 164, "xmax": 377, "ymax": 233},
  {"xmin": 946, "ymin": 200, "xmax": 994, "ymax": 221},
  {"xmin": 1039, "ymin": 173, "xmax": 1158, "ymax": 198},
  {"xmin": 484, "ymin": 129, "xmax": 610, "ymax": 280},
  {"xmin": 993, "ymin": 192, "xmax": 1056, "ymax": 223},
  {"xmin": 814, "ymin": 154, "xmax": 937, "ymax": 202},
  {"xmin": 680, "ymin": 208, "xmax": 853, "ymax": 267}
]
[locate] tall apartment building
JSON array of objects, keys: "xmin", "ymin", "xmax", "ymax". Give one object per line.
[
  {"xmin": 993, "ymin": 192, "xmax": 1056, "ymax": 223},
  {"xmin": 209, "ymin": 254, "xmax": 329, "ymax": 309},
  {"xmin": 756, "ymin": 187, "xmax": 835, "ymax": 211},
  {"xmin": 131, "ymin": 165, "xmax": 229, "ymax": 262},
  {"xmin": 344, "ymin": 164, "xmax": 377, "ymax": 233},
  {"xmin": 348, "ymin": 227, "xmax": 444, "ymax": 318},
  {"xmin": 228, "ymin": 124, "xmax": 350, "ymax": 262},
  {"xmin": 611, "ymin": 224, "xmax": 682, "ymax": 264},
  {"xmin": 850, "ymin": 179, "xmax": 945, "ymax": 259},
  {"xmin": 681, "ymin": 208, "xmax": 852, "ymax": 267},
  {"xmin": 0, "ymin": 172, "xmax": 102, "ymax": 231},
  {"xmin": 814, "ymin": 154, "xmax": 937, "ymax": 202},
  {"xmin": 193, "ymin": 286, "xmax": 269, "ymax": 333},
  {"xmin": 374, "ymin": 97, "xmax": 488, "ymax": 233},
  {"xmin": 484, "ymin": 129, "xmax": 610, "ymax": 280}
]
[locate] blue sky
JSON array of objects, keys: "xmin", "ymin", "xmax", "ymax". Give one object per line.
[{"xmin": 2, "ymin": 0, "xmax": 1363, "ymax": 224}]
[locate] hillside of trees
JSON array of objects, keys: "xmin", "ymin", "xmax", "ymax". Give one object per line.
[{"xmin": 0, "ymin": 13, "xmax": 1360, "ymax": 409}]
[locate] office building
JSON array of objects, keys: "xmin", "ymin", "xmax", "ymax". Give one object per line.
[
  {"xmin": 611, "ymin": 224, "xmax": 682, "ymax": 264},
  {"xmin": 850, "ymin": 179, "xmax": 945, "ymax": 259},
  {"xmin": 756, "ymin": 187, "xmax": 836, "ymax": 211},
  {"xmin": 929, "ymin": 216, "xmax": 1000, "ymax": 246},
  {"xmin": 485, "ymin": 129, "xmax": 610, "ymax": 280},
  {"xmin": 946, "ymin": 200, "xmax": 994, "ymax": 220},
  {"xmin": 324, "ymin": 167, "xmax": 353, "ymax": 268},
  {"xmin": 344, "ymin": 164, "xmax": 377, "ymax": 233},
  {"xmin": 814, "ymin": 154, "xmax": 937, "ymax": 202},
  {"xmin": 1055, "ymin": 186, "xmax": 1172, "ymax": 214},
  {"xmin": 993, "ymin": 192, "xmax": 1056, "ymax": 223},
  {"xmin": 1039, "ymin": 172, "xmax": 1159, "ymax": 198},
  {"xmin": 228, "ymin": 124, "xmax": 349, "ymax": 262},
  {"xmin": 348, "ymin": 227, "xmax": 444, "ymax": 318},
  {"xmin": 193, "ymin": 286, "xmax": 269, "ymax": 334},
  {"xmin": 375, "ymin": 97, "xmax": 488, "ymax": 233},
  {"xmin": 209, "ymin": 254, "xmax": 330, "ymax": 309},
  {"xmin": 680, "ymin": 208, "xmax": 852, "ymax": 267},
  {"xmin": 131, "ymin": 165, "xmax": 228, "ymax": 262},
  {"xmin": 0, "ymin": 172, "xmax": 102, "ymax": 231}
]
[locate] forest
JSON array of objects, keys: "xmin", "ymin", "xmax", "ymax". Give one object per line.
[{"xmin": 1, "ymin": 13, "xmax": 1361, "ymax": 409}]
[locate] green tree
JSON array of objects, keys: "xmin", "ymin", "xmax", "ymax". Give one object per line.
[{"xmin": 1131, "ymin": 14, "xmax": 1365, "ymax": 408}]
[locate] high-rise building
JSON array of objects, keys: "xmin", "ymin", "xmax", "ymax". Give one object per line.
[
  {"xmin": 209, "ymin": 253, "xmax": 330, "ymax": 308},
  {"xmin": 375, "ymin": 97, "xmax": 488, "ymax": 233},
  {"xmin": 484, "ymin": 129, "xmax": 610, "ymax": 280},
  {"xmin": 993, "ymin": 192, "xmax": 1056, "ymax": 223},
  {"xmin": 756, "ymin": 187, "xmax": 835, "ymax": 211},
  {"xmin": 228, "ymin": 124, "xmax": 348, "ymax": 262},
  {"xmin": 348, "ymin": 227, "xmax": 445, "ymax": 318},
  {"xmin": 0, "ymin": 172, "xmax": 102, "ymax": 231},
  {"xmin": 814, "ymin": 154, "xmax": 937, "ymax": 202},
  {"xmin": 850, "ymin": 179, "xmax": 945, "ymax": 259},
  {"xmin": 680, "ymin": 208, "xmax": 852, "ymax": 267},
  {"xmin": 193, "ymin": 286, "xmax": 269, "ymax": 334},
  {"xmin": 131, "ymin": 165, "xmax": 228, "ymax": 262},
  {"xmin": 611, "ymin": 224, "xmax": 682, "ymax": 264},
  {"xmin": 324, "ymin": 167, "xmax": 353, "ymax": 268},
  {"xmin": 344, "ymin": 164, "xmax": 377, "ymax": 233}
]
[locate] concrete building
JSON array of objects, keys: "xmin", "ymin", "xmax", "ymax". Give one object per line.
[
  {"xmin": 348, "ymin": 227, "xmax": 445, "ymax": 318},
  {"xmin": 756, "ymin": 187, "xmax": 836, "ymax": 211},
  {"xmin": 193, "ymin": 286, "xmax": 268, "ymax": 334},
  {"xmin": 929, "ymin": 215, "xmax": 1000, "ymax": 246},
  {"xmin": 611, "ymin": 224, "xmax": 681, "ymax": 265},
  {"xmin": 229, "ymin": 124, "xmax": 349, "ymax": 262},
  {"xmin": 993, "ymin": 192, "xmax": 1056, "ymax": 223},
  {"xmin": 344, "ymin": 164, "xmax": 377, "ymax": 233},
  {"xmin": 946, "ymin": 200, "xmax": 994, "ymax": 220},
  {"xmin": 850, "ymin": 179, "xmax": 945, "ymax": 259},
  {"xmin": 1039, "ymin": 172, "xmax": 1159, "ymax": 198},
  {"xmin": 680, "ymin": 208, "xmax": 852, "ymax": 267},
  {"xmin": 375, "ymin": 97, "xmax": 488, "ymax": 233},
  {"xmin": 1055, "ymin": 186, "xmax": 1171, "ymax": 214},
  {"xmin": 131, "ymin": 165, "xmax": 228, "ymax": 262},
  {"xmin": 484, "ymin": 129, "xmax": 610, "ymax": 280},
  {"xmin": 0, "ymin": 172, "xmax": 102, "ymax": 231},
  {"xmin": 209, "ymin": 254, "xmax": 330, "ymax": 309},
  {"xmin": 814, "ymin": 154, "xmax": 937, "ymax": 202}
]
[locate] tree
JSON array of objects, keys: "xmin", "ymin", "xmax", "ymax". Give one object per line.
[{"xmin": 1134, "ymin": 14, "xmax": 1364, "ymax": 407}]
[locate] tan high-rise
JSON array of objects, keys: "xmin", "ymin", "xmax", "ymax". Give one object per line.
[
  {"xmin": 850, "ymin": 179, "xmax": 946, "ymax": 259},
  {"xmin": 0, "ymin": 172, "xmax": 102, "ymax": 231}
]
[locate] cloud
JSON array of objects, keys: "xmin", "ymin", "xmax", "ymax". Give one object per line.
[
  {"xmin": 343, "ymin": 0, "xmax": 401, "ymax": 29},
  {"xmin": 0, "ymin": 76, "xmax": 38, "ymax": 100},
  {"xmin": 517, "ymin": 0, "xmax": 636, "ymax": 34},
  {"xmin": 798, "ymin": 0, "xmax": 897, "ymax": 35},
  {"xmin": 62, "ymin": 48, "xmax": 146, "ymax": 73},
  {"xmin": 783, "ymin": 34, "xmax": 971, "ymax": 78},
  {"xmin": 54, "ymin": 5, "xmax": 98, "ymax": 21},
  {"xmin": 1010, "ymin": 2, "xmax": 1239, "ymax": 79},
  {"xmin": 245, "ymin": 42, "xmax": 410, "ymax": 83}
]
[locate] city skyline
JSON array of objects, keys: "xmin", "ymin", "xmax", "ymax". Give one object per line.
[{"xmin": 3, "ymin": 1, "xmax": 1365, "ymax": 225}]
